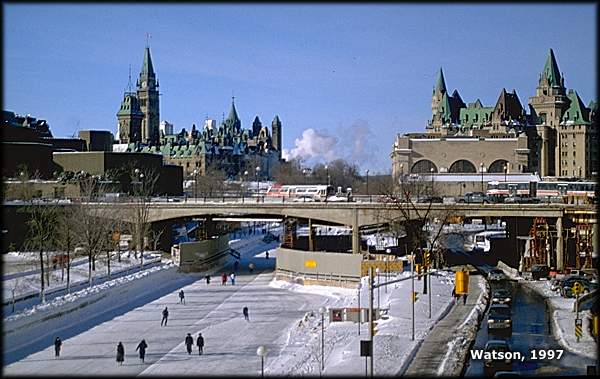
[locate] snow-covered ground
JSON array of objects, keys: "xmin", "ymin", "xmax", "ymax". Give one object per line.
[
  {"xmin": 4, "ymin": 226, "xmax": 460, "ymax": 376},
  {"xmin": 520, "ymin": 279, "xmax": 597, "ymax": 360}
]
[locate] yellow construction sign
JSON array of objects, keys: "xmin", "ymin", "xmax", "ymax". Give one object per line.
[
  {"xmin": 455, "ymin": 270, "xmax": 469, "ymax": 295},
  {"xmin": 304, "ymin": 260, "xmax": 317, "ymax": 268}
]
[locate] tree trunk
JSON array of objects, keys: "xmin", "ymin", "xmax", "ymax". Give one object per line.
[
  {"xmin": 39, "ymin": 249, "xmax": 45, "ymax": 303},
  {"xmin": 107, "ymin": 250, "xmax": 111, "ymax": 279},
  {"xmin": 67, "ymin": 245, "xmax": 71, "ymax": 294},
  {"xmin": 92, "ymin": 254, "xmax": 96, "ymax": 271},
  {"xmin": 45, "ymin": 251, "xmax": 51, "ymax": 287},
  {"xmin": 88, "ymin": 253, "xmax": 92, "ymax": 287}
]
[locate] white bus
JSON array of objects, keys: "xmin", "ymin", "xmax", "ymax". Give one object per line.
[{"xmin": 266, "ymin": 184, "xmax": 335, "ymax": 201}]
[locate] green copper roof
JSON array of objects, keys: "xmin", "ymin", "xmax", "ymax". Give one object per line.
[
  {"xmin": 562, "ymin": 90, "xmax": 590, "ymax": 124},
  {"xmin": 117, "ymin": 93, "xmax": 144, "ymax": 117},
  {"xmin": 588, "ymin": 100, "xmax": 597, "ymax": 111},
  {"xmin": 541, "ymin": 49, "xmax": 562, "ymax": 87},
  {"xmin": 435, "ymin": 68, "xmax": 447, "ymax": 94},
  {"xmin": 438, "ymin": 92, "xmax": 452, "ymax": 119},
  {"xmin": 140, "ymin": 47, "xmax": 155, "ymax": 78}
]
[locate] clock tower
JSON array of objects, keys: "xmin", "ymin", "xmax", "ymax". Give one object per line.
[{"xmin": 137, "ymin": 45, "xmax": 160, "ymax": 145}]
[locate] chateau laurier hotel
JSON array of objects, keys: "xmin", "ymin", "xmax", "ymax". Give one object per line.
[{"xmin": 391, "ymin": 49, "xmax": 597, "ymax": 184}]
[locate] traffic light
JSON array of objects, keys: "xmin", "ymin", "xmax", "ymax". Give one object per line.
[
  {"xmin": 415, "ymin": 264, "xmax": 422, "ymax": 280},
  {"xmin": 412, "ymin": 291, "xmax": 419, "ymax": 302},
  {"xmin": 423, "ymin": 250, "xmax": 431, "ymax": 267},
  {"xmin": 372, "ymin": 320, "xmax": 379, "ymax": 336}
]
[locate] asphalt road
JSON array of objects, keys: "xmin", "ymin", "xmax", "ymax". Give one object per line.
[{"xmin": 464, "ymin": 279, "xmax": 595, "ymax": 376}]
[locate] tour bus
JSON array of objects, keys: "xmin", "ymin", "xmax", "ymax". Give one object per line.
[
  {"xmin": 266, "ymin": 184, "xmax": 335, "ymax": 201},
  {"xmin": 486, "ymin": 180, "xmax": 595, "ymax": 199}
]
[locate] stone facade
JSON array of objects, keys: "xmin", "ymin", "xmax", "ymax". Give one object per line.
[{"xmin": 393, "ymin": 49, "xmax": 596, "ymax": 186}]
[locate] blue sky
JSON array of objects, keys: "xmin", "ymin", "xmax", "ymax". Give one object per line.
[{"xmin": 4, "ymin": 4, "xmax": 596, "ymax": 173}]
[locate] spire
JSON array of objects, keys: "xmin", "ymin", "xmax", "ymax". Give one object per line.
[
  {"xmin": 540, "ymin": 48, "xmax": 562, "ymax": 87},
  {"xmin": 226, "ymin": 96, "xmax": 240, "ymax": 123},
  {"xmin": 435, "ymin": 67, "xmax": 447, "ymax": 94},
  {"xmin": 140, "ymin": 46, "xmax": 155, "ymax": 78},
  {"xmin": 125, "ymin": 64, "xmax": 133, "ymax": 94}
]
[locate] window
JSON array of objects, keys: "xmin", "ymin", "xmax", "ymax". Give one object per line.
[{"xmin": 573, "ymin": 151, "xmax": 576, "ymax": 157}]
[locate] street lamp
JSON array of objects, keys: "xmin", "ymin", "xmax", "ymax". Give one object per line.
[
  {"xmin": 365, "ymin": 169, "xmax": 369, "ymax": 196},
  {"xmin": 430, "ymin": 167, "xmax": 435, "ymax": 194},
  {"xmin": 319, "ymin": 306, "xmax": 327, "ymax": 372},
  {"xmin": 375, "ymin": 267, "xmax": 380, "ymax": 310},
  {"xmin": 193, "ymin": 168, "xmax": 199, "ymax": 199},
  {"xmin": 243, "ymin": 170, "xmax": 248, "ymax": 199},
  {"xmin": 265, "ymin": 148, "xmax": 270, "ymax": 180},
  {"xmin": 385, "ymin": 249, "xmax": 391, "ymax": 294},
  {"xmin": 256, "ymin": 345, "xmax": 268, "ymax": 378},
  {"xmin": 357, "ymin": 282, "xmax": 362, "ymax": 335},
  {"xmin": 480, "ymin": 163, "xmax": 485, "ymax": 192},
  {"xmin": 302, "ymin": 168, "xmax": 307, "ymax": 185},
  {"xmin": 325, "ymin": 164, "xmax": 330, "ymax": 186},
  {"xmin": 255, "ymin": 166, "xmax": 261, "ymax": 200},
  {"xmin": 503, "ymin": 165, "xmax": 507, "ymax": 183}
]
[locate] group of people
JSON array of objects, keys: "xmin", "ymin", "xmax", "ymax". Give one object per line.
[
  {"xmin": 184, "ymin": 333, "xmax": 205, "ymax": 355},
  {"xmin": 221, "ymin": 272, "xmax": 236, "ymax": 285}
]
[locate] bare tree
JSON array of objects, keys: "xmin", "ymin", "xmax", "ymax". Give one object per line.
[
  {"xmin": 55, "ymin": 206, "xmax": 76, "ymax": 293},
  {"xmin": 195, "ymin": 161, "xmax": 227, "ymax": 197},
  {"xmin": 130, "ymin": 167, "xmax": 159, "ymax": 270}
]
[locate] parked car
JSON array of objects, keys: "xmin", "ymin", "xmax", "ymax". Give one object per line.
[
  {"xmin": 491, "ymin": 289, "xmax": 512, "ymax": 305},
  {"xmin": 417, "ymin": 196, "xmax": 443, "ymax": 203},
  {"xmin": 483, "ymin": 340, "xmax": 513, "ymax": 376},
  {"xmin": 488, "ymin": 304, "xmax": 512, "ymax": 333},
  {"xmin": 488, "ymin": 269, "xmax": 506, "ymax": 281},
  {"xmin": 456, "ymin": 192, "xmax": 490, "ymax": 204},
  {"xmin": 531, "ymin": 264, "xmax": 550, "ymax": 280}
]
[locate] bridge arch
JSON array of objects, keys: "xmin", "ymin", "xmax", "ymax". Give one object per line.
[
  {"xmin": 411, "ymin": 159, "xmax": 438, "ymax": 173},
  {"xmin": 488, "ymin": 159, "xmax": 509, "ymax": 173},
  {"xmin": 449, "ymin": 159, "xmax": 477, "ymax": 173}
]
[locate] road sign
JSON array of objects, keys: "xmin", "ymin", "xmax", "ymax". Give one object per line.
[
  {"xmin": 572, "ymin": 282, "xmax": 584, "ymax": 295},
  {"xmin": 304, "ymin": 260, "xmax": 317, "ymax": 268},
  {"xmin": 575, "ymin": 318, "xmax": 582, "ymax": 341},
  {"xmin": 360, "ymin": 340, "xmax": 372, "ymax": 357}
]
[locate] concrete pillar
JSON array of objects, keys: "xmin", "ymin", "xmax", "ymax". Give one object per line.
[
  {"xmin": 556, "ymin": 216, "xmax": 563, "ymax": 271},
  {"xmin": 308, "ymin": 218, "xmax": 315, "ymax": 252},
  {"xmin": 352, "ymin": 208, "xmax": 360, "ymax": 254}
]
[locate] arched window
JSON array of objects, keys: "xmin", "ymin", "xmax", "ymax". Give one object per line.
[
  {"xmin": 449, "ymin": 159, "xmax": 476, "ymax": 173},
  {"xmin": 488, "ymin": 159, "xmax": 509, "ymax": 173},
  {"xmin": 411, "ymin": 160, "xmax": 438, "ymax": 173}
]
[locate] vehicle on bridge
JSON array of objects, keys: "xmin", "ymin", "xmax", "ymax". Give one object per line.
[
  {"xmin": 456, "ymin": 191, "xmax": 490, "ymax": 204},
  {"xmin": 487, "ymin": 180, "xmax": 596, "ymax": 201},
  {"xmin": 491, "ymin": 289, "xmax": 512, "ymax": 305},
  {"xmin": 266, "ymin": 184, "xmax": 335, "ymax": 201}
]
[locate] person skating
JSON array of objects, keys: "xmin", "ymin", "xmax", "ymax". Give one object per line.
[
  {"xmin": 185, "ymin": 333, "xmax": 194, "ymax": 355},
  {"xmin": 243, "ymin": 306, "xmax": 249, "ymax": 321},
  {"xmin": 462, "ymin": 293, "xmax": 468, "ymax": 305},
  {"xmin": 116, "ymin": 342, "xmax": 125, "ymax": 366},
  {"xmin": 221, "ymin": 272, "xmax": 227, "ymax": 285},
  {"xmin": 265, "ymin": 250, "xmax": 269, "ymax": 259},
  {"xmin": 161, "ymin": 307, "xmax": 169, "ymax": 326},
  {"xmin": 196, "ymin": 333, "xmax": 204, "ymax": 355},
  {"xmin": 230, "ymin": 272, "xmax": 236, "ymax": 285},
  {"xmin": 54, "ymin": 337, "xmax": 62, "ymax": 358},
  {"xmin": 179, "ymin": 290, "xmax": 185, "ymax": 304},
  {"xmin": 205, "ymin": 275, "xmax": 211, "ymax": 285},
  {"xmin": 135, "ymin": 339, "xmax": 148, "ymax": 363}
]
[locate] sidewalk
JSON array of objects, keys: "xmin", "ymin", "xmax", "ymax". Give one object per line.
[{"xmin": 404, "ymin": 273, "xmax": 488, "ymax": 376}]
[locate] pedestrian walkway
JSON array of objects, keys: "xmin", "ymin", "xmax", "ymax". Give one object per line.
[{"xmin": 404, "ymin": 273, "xmax": 484, "ymax": 376}]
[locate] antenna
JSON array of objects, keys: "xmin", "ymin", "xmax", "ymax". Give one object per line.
[{"xmin": 125, "ymin": 64, "xmax": 133, "ymax": 93}]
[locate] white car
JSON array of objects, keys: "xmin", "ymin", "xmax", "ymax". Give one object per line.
[{"xmin": 326, "ymin": 195, "xmax": 348, "ymax": 202}]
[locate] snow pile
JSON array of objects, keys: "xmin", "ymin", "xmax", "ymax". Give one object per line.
[
  {"xmin": 436, "ymin": 276, "xmax": 489, "ymax": 376},
  {"xmin": 522, "ymin": 280, "xmax": 596, "ymax": 359}
]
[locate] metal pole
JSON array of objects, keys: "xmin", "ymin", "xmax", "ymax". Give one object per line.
[
  {"xmin": 321, "ymin": 312, "xmax": 325, "ymax": 372},
  {"xmin": 261, "ymin": 356, "xmax": 264, "ymax": 379},
  {"xmin": 358, "ymin": 283, "xmax": 361, "ymax": 335},
  {"xmin": 411, "ymin": 250, "xmax": 415, "ymax": 341},
  {"xmin": 369, "ymin": 267, "xmax": 374, "ymax": 378},
  {"xmin": 428, "ymin": 269, "xmax": 432, "ymax": 319}
]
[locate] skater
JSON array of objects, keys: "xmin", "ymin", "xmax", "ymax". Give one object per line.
[
  {"xmin": 221, "ymin": 272, "xmax": 227, "ymax": 286},
  {"xmin": 116, "ymin": 342, "xmax": 125, "ymax": 366},
  {"xmin": 462, "ymin": 293, "xmax": 468, "ymax": 305},
  {"xmin": 185, "ymin": 333, "xmax": 194, "ymax": 355},
  {"xmin": 265, "ymin": 250, "xmax": 269, "ymax": 259},
  {"xmin": 161, "ymin": 307, "xmax": 169, "ymax": 326},
  {"xmin": 54, "ymin": 336, "xmax": 62, "ymax": 358},
  {"xmin": 196, "ymin": 333, "xmax": 204, "ymax": 355},
  {"xmin": 135, "ymin": 339, "xmax": 148, "ymax": 363},
  {"xmin": 243, "ymin": 306, "xmax": 249, "ymax": 321},
  {"xmin": 179, "ymin": 290, "xmax": 185, "ymax": 304},
  {"xmin": 205, "ymin": 275, "xmax": 211, "ymax": 285},
  {"xmin": 248, "ymin": 262, "xmax": 255, "ymax": 273},
  {"xmin": 230, "ymin": 272, "xmax": 236, "ymax": 285}
]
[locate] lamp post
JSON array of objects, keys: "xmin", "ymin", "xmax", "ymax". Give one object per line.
[
  {"xmin": 503, "ymin": 165, "xmax": 507, "ymax": 183},
  {"xmin": 256, "ymin": 346, "xmax": 268, "ymax": 378},
  {"xmin": 430, "ymin": 167, "xmax": 435, "ymax": 194},
  {"xmin": 325, "ymin": 164, "xmax": 330, "ymax": 186},
  {"xmin": 385, "ymin": 249, "xmax": 391, "ymax": 294},
  {"xmin": 265, "ymin": 148, "xmax": 270, "ymax": 180},
  {"xmin": 193, "ymin": 168, "xmax": 199, "ymax": 199},
  {"xmin": 302, "ymin": 169, "xmax": 307, "ymax": 185},
  {"xmin": 319, "ymin": 306, "xmax": 327, "ymax": 372},
  {"xmin": 365, "ymin": 169, "xmax": 369, "ymax": 196},
  {"xmin": 255, "ymin": 166, "xmax": 261, "ymax": 201},
  {"xmin": 480, "ymin": 163, "xmax": 485, "ymax": 192},
  {"xmin": 357, "ymin": 281, "xmax": 362, "ymax": 335},
  {"xmin": 411, "ymin": 248, "xmax": 415, "ymax": 341},
  {"xmin": 375, "ymin": 267, "xmax": 380, "ymax": 310},
  {"xmin": 243, "ymin": 170, "xmax": 248, "ymax": 200}
]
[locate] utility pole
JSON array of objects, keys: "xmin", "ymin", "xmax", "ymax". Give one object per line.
[
  {"xmin": 428, "ymin": 268, "xmax": 432, "ymax": 319},
  {"xmin": 411, "ymin": 248, "xmax": 415, "ymax": 341},
  {"xmin": 369, "ymin": 267, "xmax": 374, "ymax": 378},
  {"xmin": 358, "ymin": 281, "xmax": 361, "ymax": 335}
]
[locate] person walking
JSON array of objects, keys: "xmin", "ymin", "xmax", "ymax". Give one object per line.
[
  {"xmin": 243, "ymin": 306, "xmax": 249, "ymax": 321},
  {"xmin": 451, "ymin": 287, "xmax": 457, "ymax": 306},
  {"xmin": 248, "ymin": 262, "xmax": 255, "ymax": 273},
  {"xmin": 54, "ymin": 337, "xmax": 62, "ymax": 358},
  {"xmin": 179, "ymin": 290, "xmax": 185, "ymax": 304},
  {"xmin": 185, "ymin": 333, "xmax": 194, "ymax": 355},
  {"xmin": 205, "ymin": 275, "xmax": 211, "ymax": 285},
  {"xmin": 161, "ymin": 307, "xmax": 169, "ymax": 326},
  {"xmin": 265, "ymin": 250, "xmax": 269, "ymax": 259},
  {"xmin": 230, "ymin": 272, "xmax": 236, "ymax": 285},
  {"xmin": 221, "ymin": 272, "xmax": 227, "ymax": 286},
  {"xmin": 135, "ymin": 339, "xmax": 148, "ymax": 363},
  {"xmin": 116, "ymin": 342, "xmax": 125, "ymax": 366},
  {"xmin": 196, "ymin": 333, "xmax": 204, "ymax": 355},
  {"xmin": 462, "ymin": 293, "xmax": 468, "ymax": 305}
]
